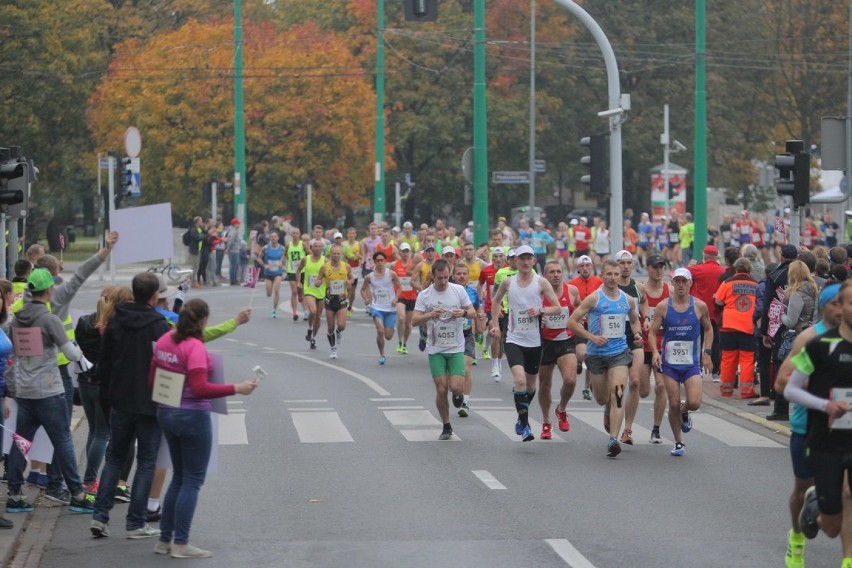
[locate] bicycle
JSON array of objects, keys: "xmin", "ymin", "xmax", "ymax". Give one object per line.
[{"xmin": 147, "ymin": 260, "xmax": 193, "ymax": 281}]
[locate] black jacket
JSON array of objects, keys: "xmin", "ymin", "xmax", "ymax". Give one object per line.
[
  {"xmin": 99, "ymin": 302, "xmax": 171, "ymax": 416},
  {"xmin": 75, "ymin": 312, "xmax": 102, "ymax": 384}
]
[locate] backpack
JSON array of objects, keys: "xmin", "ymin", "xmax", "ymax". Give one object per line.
[{"xmin": 182, "ymin": 227, "xmax": 193, "ymax": 246}]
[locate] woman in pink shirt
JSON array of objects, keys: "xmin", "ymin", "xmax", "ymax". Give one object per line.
[{"xmin": 149, "ymin": 299, "xmax": 257, "ymax": 558}]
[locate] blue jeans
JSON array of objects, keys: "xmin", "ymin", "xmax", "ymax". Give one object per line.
[
  {"xmin": 78, "ymin": 381, "xmax": 110, "ymax": 484},
  {"xmin": 45, "ymin": 366, "xmax": 74, "ymax": 493},
  {"xmin": 93, "ymin": 409, "xmax": 161, "ymax": 530},
  {"xmin": 7, "ymin": 394, "xmax": 82, "ymax": 496},
  {"xmin": 158, "ymin": 407, "xmax": 211, "ymax": 545},
  {"xmin": 228, "ymin": 251, "xmax": 240, "ymax": 284},
  {"xmin": 215, "ymin": 249, "xmax": 224, "ymax": 278}
]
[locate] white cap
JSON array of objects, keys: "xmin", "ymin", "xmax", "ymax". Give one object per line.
[
  {"xmin": 576, "ymin": 255, "xmax": 593, "ymax": 265},
  {"xmin": 514, "ymin": 244, "xmax": 535, "ymax": 256},
  {"xmin": 672, "ymin": 267, "xmax": 692, "ymax": 281},
  {"xmin": 333, "ymin": 232, "xmax": 343, "ymax": 239},
  {"xmin": 492, "ymin": 246, "xmax": 506, "ymax": 256},
  {"xmin": 615, "ymin": 250, "xmax": 633, "ymax": 261},
  {"xmin": 403, "ymin": 221, "xmax": 413, "ymax": 228},
  {"xmin": 570, "ymin": 219, "xmax": 578, "ymax": 225},
  {"xmin": 392, "ymin": 226, "xmax": 401, "ymax": 233},
  {"xmin": 468, "ymin": 221, "xmax": 474, "ymax": 226},
  {"xmin": 534, "ymin": 220, "xmax": 544, "ymax": 227},
  {"xmin": 442, "ymin": 245, "xmax": 459, "ymax": 257},
  {"xmin": 400, "ymin": 242, "xmax": 412, "ymax": 251},
  {"xmin": 580, "ymin": 217, "xmax": 588, "ymax": 223},
  {"xmin": 507, "ymin": 248, "xmax": 517, "ymax": 258},
  {"xmin": 784, "ymin": 207, "xmax": 791, "ymax": 214}
]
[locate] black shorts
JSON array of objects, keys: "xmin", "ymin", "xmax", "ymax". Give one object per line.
[
  {"xmin": 574, "ymin": 250, "xmax": 590, "ymax": 258},
  {"xmin": 808, "ymin": 450, "xmax": 852, "ymax": 516},
  {"xmin": 263, "ymin": 271, "xmax": 283, "ymax": 281},
  {"xmin": 285, "ymin": 273, "xmax": 297, "ymax": 282},
  {"xmin": 397, "ymin": 298, "xmax": 416, "ymax": 312},
  {"xmin": 504, "ymin": 342, "xmax": 543, "ymax": 375},
  {"xmin": 325, "ymin": 296, "xmax": 349, "ymax": 312},
  {"xmin": 540, "ymin": 337, "xmax": 578, "ymax": 366},
  {"xmin": 498, "ymin": 314, "xmax": 509, "ymax": 340},
  {"xmin": 644, "ymin": 351, "xmax": 653, "ymax": 366}
]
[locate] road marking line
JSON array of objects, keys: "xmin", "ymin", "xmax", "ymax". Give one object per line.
[
  {"xmin": 471, "ymin": 398, "xmax": 504, "ymax": 402},
  {"xmin": 370, "ymin": 397, "xmax": 415, "ymax": 402},
  {"xmin": 383, "ymin": 409, "xmax": 441, "ymax": 427},
  {"xmin": 224, "ymin": 338, "xmax": 238, "ymax": 342},
  {"xmin": 545, "ymin": 538, "xmax": 597, "ymax": 568},
  {"xmin": 219, "ymin": 414, "xmax": 249, "ymax": 445},
  {"xmin": 243, "ymin": 342, "xmax": 257, "ymax": 346},
  {"xmin": 228, "ymin": 409, "xmax": 247, "ymax": 414},
  {"xmin": 472, "ymin": 470, "xmax": 506, "ymax": 490},
  {"xmin": 692, "ymin": 413, "xmax": 784, "ymax": 448},
  {"xmin": 262, "ymin": 347, "xmax": 276, "ymax": 351},
  {"xmin": 377, "ymin": 406, "xmax": 425, "ymax": 410},
  {"xmin": 292, "ymin": 411, "xmax": 354, "ymax": 443},
  {"xmin": 400, "ymin": 430, "xmax": 461, "ymax": 442},
  {"xmin": 475, "ymin": 410, "xmax": 566, "ymax": 442},
  {"xmin": 285, "ymin": 352, "xmax": 391, "ymax": 396},
  {"xmin": 283, "ymin": 399, "xmax": 329, "ymax": 403},
  {"xmin": 289, "ymin": 408, "xmax": 335, "ymax": 412},
  {"xmin": 569, "ymin": 411, "xmax": 670, "ymax": 445}
]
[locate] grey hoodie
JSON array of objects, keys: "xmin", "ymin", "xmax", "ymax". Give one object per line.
[{"xmin": 10, "ymin": 301, "xmax": 81, "ymax": 399}]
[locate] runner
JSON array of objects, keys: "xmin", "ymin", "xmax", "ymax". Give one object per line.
[
  {"xmin": 460, "ymin": 241, "xmax": 488, "ymax": 357},
  {"xmin": 283, "ymin": 228, "xmax": 305, "ymax": 321},
  {"xmin": 537, "ymin": 261, "xmax": 581, "ymax": 439},
  {"xmin": 489, "ymin": 245, "xmax": 562, "ymax": 442},
  {"xmin": 295, "ymin": 239, "xmax": 326, "ymax": 350},
  {"xmin": 451, "ymin": 263, "xmax": 484, "ymax": 418},
  {"xmin": 568, "ymin": 255, "xmax": 603, "ymax": 400},
  {"xmin": 568, "ymin": 259, "xmax": 641, "ymax": 458},
  {"xmin": 491, "ymin": 248, "xmax": 521, "ymax": 382},
  {"xmin": 640, "ymin": 253, "xmax": 671, "ymax": 443},
  {"xmin": 479, "ymin": 247, "xmax": 508, "ymax": 379},
  {"xmin": 316, "ymin": 245, "xmax": 353, "ymax": 359},
  {"xmin": 342, "ymin": 227, "xmax": 362, "ymax": 318},
  {"xmin": 360, "ymin": 251, "xmax": 401, "ymax": 365},
  {"xmin": 647, "ymin": 268, "xmax": 714, "ymax": 456},
  {"xmin": 393, "ymin": 243, "xmax": 417, "ymax": 354},
  {"xmin": 259, "ymin": 231, "xmax": 285, "ymax": 318},
  {"xmin": 411, "ymin": 243, "xmax": 438, "ymax": 351}
]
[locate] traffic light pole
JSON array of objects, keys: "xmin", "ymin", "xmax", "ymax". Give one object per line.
[
  {"xmin": 374, "ymin": 0, "xmax": 386, "ymax": 224},
  {"xmin": 552, "ymin": 0, "xmax": 624, "ymax": 252},
  {"xmin": 472, "ymin": 0, "xmax": 489, "ymax": 245},
  {"xmin": 233, "ymin": 0, "xmax": 247, "ymax": 237},
  {"xmin": 693, "ymin": 0, "xmax": 708, "ymax": 254},
  {"xmin": 108, "ymin": 155, "xmax": 116, "ymax": 283}
]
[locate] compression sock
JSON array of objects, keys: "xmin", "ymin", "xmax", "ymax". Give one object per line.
[
  {"xmin": 514, "ymin": 389, "xmax": 529, "ymax": 426},
  {"xmin": 327, "ymin": 333, "xmax": 335, "ymax": 347},
  {"xmin": 526, "ymin": 390, "xmax": 537, "ymax": 404}
]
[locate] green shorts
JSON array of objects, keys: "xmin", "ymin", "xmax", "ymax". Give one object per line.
[{"xmin": 428, "ymin": 352, "xmax": 466, "ymax": 378}]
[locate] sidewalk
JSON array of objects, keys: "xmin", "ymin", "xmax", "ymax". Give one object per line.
[{"xmin": 700, "ymin": 374, "xmax": 792, "ymax": 437}]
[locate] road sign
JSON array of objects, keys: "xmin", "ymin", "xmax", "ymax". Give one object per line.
[
  {"xmin": 124, "ymin": 127, "xmax": 142, "ymax": 158},
  {"xmin": 534, "ymin": 160, "xmax": 545, "ymax": 173},
  {"xmin": 99, "ymin": 157, "xmax": 111, "ymax": 169},
  {"xmin": 462, "ymin": 147, "xmax": 474, "ymax": 184},
  {"xmin": 492, "ymin": 171, "xmax": 531, "ymax": 184}
]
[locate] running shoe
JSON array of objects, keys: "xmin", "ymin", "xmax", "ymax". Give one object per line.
[
  {"xmin": 555, "ymin": 408, "xmax": 570, "ymax": 432},
  {"xmin": 310, "ymin": 339, "xmax": 316, "ymax": 350},
  {"xmin": 396, "ymin": 344, "xmax": 404, "ymax": 354},
  {"xmin": 577, "ymin": 362, "xmax": 584, "ymax": 375},
  {"xmin": 515, "ymin": 420, "xmax": 524, "ymax": 436},
  {"xmin": 680, "ymin": 402, "xmax": 692, "ymax": 433},
  {"xmin": 650, "ymin": 429, "xmax": 662, "ymax": 444},
  {"xmin": 799, "ymin": 486, "xmax": 820, "ymax": 539},
  {"xmin": 305, "ymin": 330, "xmax": 312, "ymax": 342},
  {"xmin": 45, "ymin": 489, "xmax": 72, "ymax": 505},
  {"xmin": 292, "ymin": 313, "xmax": 299, "ymax": 321},
  {"xmin": 606, "ymin": 437, "xmax": 621, "ymax": 458},
  {"xmin": 670, "ymin": 442, "xmax": 685, "ymax": 457},
  {"xmin": 400, "ymin": 345, "xmax": 408, "ymax": 355},
  {"xmin": 147, "ymin": 507, "xmax": 161, "ymax": 523},
  {"xmin": 482, "ymin": 350, "xmax": 491, "ymax": 360},
  {"xmin": 452, "ymin": 394, "xmax": 463, "ymax": 409},
  {"xmin": 271, "ymin": 310, "xmax": 277, "ymax": 319},
  {"xmin": 91, "ymin": 520, "xmax": 110, "ymax": 538},
  {"xmin": 418, "ymin": 337, "xmax": 426, "ymax": 352},
  {"xmin": 475, "ymin": 339, "xmax": 484, "ymax": 353},
  {"xmin": 70, "ymin": 493, "xmax": 95, "ymax": 513},
  {"xmin": 83, "ymin": 480, "xmax": 100, "ymax": 495},
  {"xmin": 126, "ymin": 524, "xmax": 161, "ymax": 539},
  {"xmin": 521, "ymin": 424, "xmax": 535, "ymax": 442},
  {"xmin": 491, "ymin": 360, "xmax": 501, "ymax": 380},
  {"xmin": 620, "ymin": 429, "xmax": 634, "ymax": 446},
  {"xmin": 114, "ymin": 485, "xmax": 131, "ymax": 503},
  {"xmin": 471, "ymin": 358, "xmax": 477, "ymax": 366},
  {"xmin": 378, "ymin": 356, "xmax": 386, "ymax": 365},
  {"xmin": 458, "ymin": 403, "xmax": 469, "ymax": 418},
  {"xmin": 540, "ymin": 422, "xmax": 552, "ymax": 440},
  {"xmin": 6, "ymin": 495, "xmax": 33, "ymax": 513},
  {"xmin": 785, "ymin": 528, "xmax": 806, "ymax": 568},
  {"xmin": 439, "ymin": 426, "xmax": 453, "ymax": 441},
  {"xmin": 582, "ymin": 389, "xmax": 592, "ymax": 401},
  {"xmin": 330, "ymin": 348, "xmax": 338, "ymax": 360}
]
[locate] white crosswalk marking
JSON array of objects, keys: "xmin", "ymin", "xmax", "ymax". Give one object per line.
[
  {"xmin": 292, "ymin": 411, "xmax": 354, "ymax": 443},
  {"xmin": 219, "ymin": 413, "xmax": 249, "ymax": 445},
  {"xmin": 692, "ymin": 413, "xmax": 784, "ymax": 448},
  {"xmin": 475, "ymin": 410, "xmax": 566, "ymax": 442},
  {"xmin": 569, "ymin": 410, "xmax": 672, "ymax": 445},
  {"xmin": 545, "ymin": 539, "xmax": 597, "ymax": 568},
  {"xmin": 382, "ymin": 409, "xmax": 461, "ymax": 441}
]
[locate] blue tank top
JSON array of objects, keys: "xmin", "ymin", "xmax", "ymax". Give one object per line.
[
  {"xmin": 638, "ymin": 222, "xmax": 652, "ymax": 244},
  {"xmin": 587, "ymin": 289, "xmax": 630, "ymax": 357},
  {"xmin": 265, "ymin": 244, "xmax": 285, "ymax": 275},
  {"xmin": 661, "ymin": 297, "xmax": 701, "ymax": 368},
  {"xmin": 790, "ymin": 320, "xmax": 829, "ymax": 434}
]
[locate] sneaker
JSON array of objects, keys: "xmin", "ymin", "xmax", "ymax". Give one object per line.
[
  {"xmin": 45, "ymin": 489, "xmax": 72, "ymax": 505},
  {"xmin": 555, "ymin": 408, "xmax": 570, "ymax": 432},
  {"xmin": 70, "ymin": 493, "xmax": 95, "ymax": 513},
  {"xmin": 310, "ymin": 339, "xmax": 316, "ymax": 350},
  {"xmin": 292, "ymin": 313, "xmax": 299, "ymax": 321},
  {"xmin": 606, "ymin": 437, "xmax": 621, "ymax": 458},
  {"xmin": 458, "ymin": 403, "xmax": 469, "ymax": 418},
  {"xmin": 154, "ymin": 540, "xmax": 171, "ymax": 555},
  {"xmin": 482, "ymin": 350, "xmax": 491, "ymax": 360},
  {"xmin": 471, "ymin": 358, "xmax": 477, "ymax": 366},
  {"xmin": 114, "ymin": 485, "xmax": 131, "ymax": 503},
  {"xmin": 400, "ymin": 345, "xmax": 408, "ymax": 355},
  {"xmin": 712, "ymin": 372, "xmax": 721, "ymax": 383},
  {"xmin": 396, "ymin": 344, "xmax": 404, "ymax": 354},
  {"xmin": 577, "ymin": 362, "xmax": 584, "ymax": 375},
  {"xmin": 521, "ymin": 424, "xmax": 535, "ymax": 442},
  {"xmin": 6, "ymin": 495, "xmax": 33, "ymax": 513},
  {"xmin": 785, "ymin": 529, "xmax": 806, "ymax": 568},
  {"xmin": 620, "ymin": 429, "xmax": 634, "ymax": 446},
  {"xmin": 171, "ymin": 544, "xmax": 213, "ymax": 559},
  {"xmin": 127, "ymin": 524, "xmax": 161, "ymax": 539},
  {"xmin": 25, "ymin": 471, "xmax": 40, "ymax": 485},
  {"xmin": 452, "ymin": 394, "xmax": 463, "ymax": 409},
  {"xmin": 680, "ymin": 402, "xmax": 692, "ymax": 433},
  {"xmin": 271, "ymin": 310, "xmax": 277, "ymax": 319},
  {"xmin": 418, "ymin": 337, "xmax": 426, "ymax": 352},
  {"xmin": 378, "ymin": 356, "xmax": 386, "ymax": 365},
  {"xmin": 799, "ymin": 486, "xmax": 820, "ymax": 539},
  {"xmin": 305, "ymin": 329, "xmax": 313, "ymax": 342},
  {"xmin": 540, "ymin": 422, "xmax": 552, "ymax": 440},
  {"xmin": 147, "ymin": 507, "xmax": 161, "ymax": 523},
  {"xmin": 439, "ymin": 427, "xmax": 453, "ymax": 441},
  {"xmin": 491, "ymin": 361, "xmax": 501, "ymax": 381},
  {"xmin": 650, "ymin": 429, "xmax": 662, "ymax": 444},
  {"xmin": 83, "ymin": 480, "xmax": 100, "ymax": 495},
  {"xmin": 670, "ymin": 441, "xmax": 685, "ymax": 456},
  {"xmin": 330, "ymin": 348, "xmax": 338, "ymax": 360},
  {"xmin": 582, "ymin": 389, "xmax": 592, "ymax": 401},
  {"xmin": 91, "ymin": 520, "xmax": 110, "ymax": 538},
  {"xmin": 515, "ymin": 420, "xmax": 524, "ymax": 435}
]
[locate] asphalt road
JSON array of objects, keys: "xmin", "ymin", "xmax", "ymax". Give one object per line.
[{"xmin": 18, "ymin": 278, "xmax": 843, "ymax": 568}]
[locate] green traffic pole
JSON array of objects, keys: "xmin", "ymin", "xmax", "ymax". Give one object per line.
[
  {"xmin": 373, "ymin": 0, "xmax": 386, "ymax": 223},
  {"xmin": 693, "ymin": 0, "xmax": 708, "ymax": 253},
  {"xmin": 473, "ymin": 0, "xmax": 489, "ymax": 244},
  {"xmin": 234, "ymin": 0, "xmax": 247, "ymax": 237}
]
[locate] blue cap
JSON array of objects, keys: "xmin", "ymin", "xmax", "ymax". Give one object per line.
[{"xmin": 819, "ymin": 283, "xmax": 841, "ymax": 309}]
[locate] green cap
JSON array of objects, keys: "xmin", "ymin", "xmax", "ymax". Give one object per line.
[{"xmin": 27, "ymin": 268, "xmax": 54, "ymax": 293}]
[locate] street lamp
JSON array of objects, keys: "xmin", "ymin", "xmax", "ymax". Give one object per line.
[{"xmin": 661, "ymin": 103, "xmax": 687, "ymax": 217}]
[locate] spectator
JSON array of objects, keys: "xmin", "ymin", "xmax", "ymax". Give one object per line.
[
  {"xmin": 186, "ymin": 217, "xmax": 204, "ymax": 288},
  {"xmin": 777, "ymin": 260, "xmax": 818, "ymax": 362},
  {"xmin": 687, "ymin": 245, "xmax": 726, "ymax": 380},
  {"xmin": 741, "ymin": 243, "xmax": 765, "ymax": 282},
  {"xmin": 224, "ymin": 218, "xmax": 243, "ymax": 286},
  {"xmin": 714, "ymin": 258, "xmax": 758, "ymax": 399},
  {"xmin": 751, "ymin": 262, "xmax": 779, "ymax": 406}
]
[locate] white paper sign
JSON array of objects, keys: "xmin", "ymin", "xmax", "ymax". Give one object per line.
[
  {"xmin": 110, "ymin": 202, "xmax": 174, "ymax": 265},
  {"xmin": 152, "ymin": 368, "xmax": 185, "ymax": 408},
  {"xmin": 830, "ymin": 388, "xmax": 852, "ymax": 430},
  {"xmin": 1, "ymin": 399, "xmax": 54, "ymax": 463}
]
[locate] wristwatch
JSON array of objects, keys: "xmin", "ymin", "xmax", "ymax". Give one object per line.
[{"xmin": 703, "ymin": 349, "xmax": 712, "ymax": 355}]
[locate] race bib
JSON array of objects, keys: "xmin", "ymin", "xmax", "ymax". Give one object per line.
[
  {"xmin": 268, "ymin": 260, "xmax": 280, "ymax": 269},
  {"xmin": 308, "ymin": 275, "xmax": 318, "ymax": 288},
  {"xmin": 399, "ymin": 277, "xmax": 412, "ymax": 292},
  {"xmin": 665, "ymin": 341, "xmax": 694, "ymax": 365},
  {"xmin": 532, "ymin": 238, "xmax": 543, "ymax": 250},
  {"xmin": 576, "ymin": 233, "xmax": 586, "ymax": 242},
  {"xmin": 830, "ymin": 388, "xmax": 852, "ymax": 430},
  {"xmin": 433, "ymin": 322, "xmax": 458, "ymax": 347},
  {"xmin": 514, "ymin": 312, "xmax": 537, "ymax": 333},
  {"xmin": 543, "ymin": 307, "xmax": 570, "ymax": 330},
  {"xmin": 330, "ymin": 280, "xmax": 346, "ymax": 295},
  {"xmin": 351, "ymin": 267, "xmax": 362, "ymax": 279},
  {"xmin": 600, "ymin": 314, "xmax": 625, "ymax": 339},
  {"xmin": 373, "ymin": 287, "xmax": 392, "ymax": 304}
]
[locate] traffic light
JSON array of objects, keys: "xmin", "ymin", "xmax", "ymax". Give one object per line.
[
  {"xmin": 295, "ymin": 183, "xmax": 304, "ymax": 201},
  {"xmin": 775, "ymin": 139, "xmax": 810, "ymax": 207},
  {"xmin": 0, "ymin": 154, "xmax": 25, "ymax": 210},
  {"xmin": 404, "ymin": 0, "xmax": 438, "ymax": 22},
  {"xmin": 120, "ymin": 157, "xmax": 134, "ymax": 194},
  {"xmin": 580, "ymin": 134, "xmax": 605, "ymax": 194}
]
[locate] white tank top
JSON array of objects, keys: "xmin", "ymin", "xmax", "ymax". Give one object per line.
[
  {"xmin": 506, "ymin": 274, "xmax": 544, "ymax": 348},
  {"xmin": 369, "ymin": 269, "xmax": 395, "ymax": 312}
]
